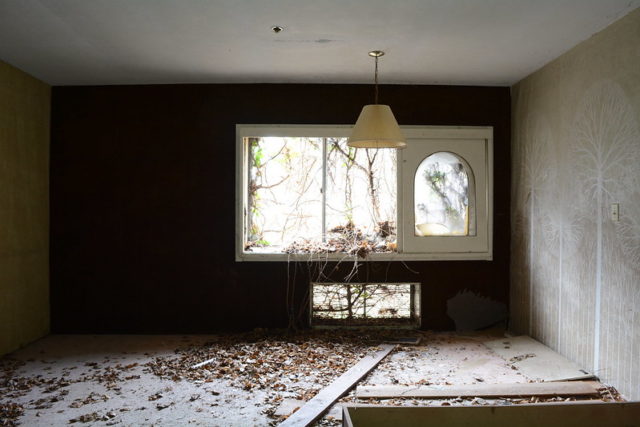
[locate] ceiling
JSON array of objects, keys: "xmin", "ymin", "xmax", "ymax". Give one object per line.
[{"xmin": 0, "ymin": 0, "xmax": 638, "ymax": 86}]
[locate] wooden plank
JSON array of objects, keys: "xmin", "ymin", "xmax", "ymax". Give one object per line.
[
  {"xmin": 275, "ymin": 399, "xmax": 343, "ymax": 421},
  {"xmin": 342, "ymin": 402, "xmax": 640, "ymax": 427},
  {"xmin": 356, "ymin": 381, "xmax": 601, "ymax": 398},
  {"xmin": 483, "ymin": 336, "xmax": 595, "ymax": 382},
  {"xmin": 274, "ymin": 399, "xmax": 305, "ymax": 417},
  {"xmin": 279, "ymin": 344, "xmax": 394, "ymax": 427}
]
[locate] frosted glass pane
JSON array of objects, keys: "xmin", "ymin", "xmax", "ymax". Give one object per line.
[{"xmin": 414, "ymin": 152, "xmax": 469, "ymax": 236}]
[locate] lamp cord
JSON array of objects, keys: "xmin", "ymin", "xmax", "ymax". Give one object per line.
[{"xmin": 374, "ymin": 55, "xmax": 379, "ymax": 104}]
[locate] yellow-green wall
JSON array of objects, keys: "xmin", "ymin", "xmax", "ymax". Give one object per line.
[{"xmin": 0, "ymin": 60, "xmax": 50, "ymax": 355}]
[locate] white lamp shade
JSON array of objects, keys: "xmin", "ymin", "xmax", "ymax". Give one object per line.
[{"xmin": 348, "ymin": 104, "xmax": 406, "ymax": 149}]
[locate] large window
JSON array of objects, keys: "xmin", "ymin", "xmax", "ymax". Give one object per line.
[
  {"xmin": 244, "ymin": 136, "xmax": 396, "ymax": 254},
  {"xmin": 236, "ymin": 125, "xmax": 493, "ymax": 261}
]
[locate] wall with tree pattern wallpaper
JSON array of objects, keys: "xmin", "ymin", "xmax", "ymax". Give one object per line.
[{"xmin": 511, "ymin": 8, "xmax": 640, "ymax": 400}]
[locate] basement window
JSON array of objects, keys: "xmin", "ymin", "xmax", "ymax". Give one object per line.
[
  {"xmin": 236, "ymin": 125, "xmax": 493, "ymax": 261},
  {"xmin": 310, "ymin": 282, "xmax": 421, "ymax": 328}
]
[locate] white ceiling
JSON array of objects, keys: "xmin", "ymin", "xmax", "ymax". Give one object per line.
[{"xmin": 0, "ymin": 0, "xmax": 638, "ymax": 86}]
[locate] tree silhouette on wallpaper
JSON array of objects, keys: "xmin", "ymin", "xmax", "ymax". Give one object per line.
[
  {"xmin": 520, "ymin": 111, "xmax": 553, "ymax": 336},
  {"xmin": 551, "ymin": 171, "xmax": 591, "ymax": 348},
  {"xmin": 570, "ymin": 79, "xmax": 640, "ymax": 371}
]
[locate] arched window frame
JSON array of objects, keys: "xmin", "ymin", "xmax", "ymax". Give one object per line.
[
  {"xmin": 413, "ymin": 151, "xmax": 477, "ymax": 237},
  {"xmin": 399, "ymin": 127, "xmax": 492, "ymax": 258}
]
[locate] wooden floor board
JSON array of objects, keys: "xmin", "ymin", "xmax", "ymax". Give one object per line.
[
  {"xmin": 356, "ymin": 380, "xmax": 601, "ymax": 398},
  {"xmin": 279, "ymin": 344, "xmax": 394, "ymax": 427},
  {"xmin": 342, "ymin": 402, "xmax": 640, "ymax": 427}
]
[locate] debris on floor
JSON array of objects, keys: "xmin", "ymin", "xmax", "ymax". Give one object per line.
[
  {"xmin": 280, "ymin": 344, "xmax": 394, "ymax": 426},
  {"xmin": 0, "ymin": 402, "xmax": 24, "ymax": 426},
  {"xmin": 0, "ymin": 331, "xmax": 625, "ymax": 426}
]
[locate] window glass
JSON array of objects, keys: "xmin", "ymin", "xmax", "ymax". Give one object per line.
[
  {"xmin": 414, "ymin": 152, "xmax": 472, "ymax": 236},
  {"xmin": 311, "ymin": 282, "xmax": 420, "ymax": 327},
  {"xmin": 245, "ymin": 137, "xmax": 397, "ymax": 254},
  {"xmin": 247, "ymin": 137, "xmax": 323, "ymax": 251},
  {"xmin": 325, "ymin": 138, "xmax": 397, "ymax": 248}
]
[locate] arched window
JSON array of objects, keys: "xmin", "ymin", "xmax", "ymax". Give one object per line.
[{"xmin": 414, "ymin": 152, "xmax": 476, "ymax": 237}]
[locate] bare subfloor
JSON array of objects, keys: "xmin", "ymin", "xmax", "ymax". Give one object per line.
[{"xmin": 0, "ymin": 330, "xmax": 622, "ymax": 426}]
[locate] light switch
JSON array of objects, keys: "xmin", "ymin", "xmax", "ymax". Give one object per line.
[{"xmin": 611, "ymin": 203, "xmax": 620, "ymax": 222}]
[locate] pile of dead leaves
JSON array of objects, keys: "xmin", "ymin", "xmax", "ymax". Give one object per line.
[
  {"xmin": 0, "ymin": 359, "xmax": 52, "ymax": 400},
  {"xmin": 68, "ymin": 411, "xmax": 116, "ymax": 424},
  {"xmin": 144, "ymin": 330, "xmax": 394, "ymax": 397},
  {"xmin": 69, "ymin": 392, "xmax": 110, "ymax": 409},
  {"xmin": 281, "ymin": 221, "xmax": 397, "ymax": 257},
  {"xmin": 0, "ymin": 355, "xmax": 140, "ymax": 414},
  {"xmin": 283, "ymin": 238, "xmax": 394, "ymax": 257},
  {"xmin": 146, "ymin": 340, "xmax": 365, "ymax": 393},
  {"xmin": 1, "ymin": 357, "xmax": 76, "ymax": 402},
  {"xmin": 599, "ymin": 385, "xmax": 625, "ymax": 402},
  {"xmin": 0, "ymin": 402, "xmax": 23, "ymax": 426},
  {"xmin": 76, "ymin": 362, "xmax": 137, "ymax": 391}
]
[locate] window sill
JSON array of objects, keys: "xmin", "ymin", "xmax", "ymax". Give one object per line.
[{"xmin": 235, "ymin": 251, "xmax": 493, "ymax": 262}]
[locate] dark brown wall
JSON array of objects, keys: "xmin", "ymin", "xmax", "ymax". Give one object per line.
[{"xmin": 50, "ymin": 84, "xmax": 510, "ymax": 333}]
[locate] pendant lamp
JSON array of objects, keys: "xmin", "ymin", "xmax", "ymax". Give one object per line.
[{"xmin": 348, "ymin": 50, "xmax": 406, "ymax": 149}]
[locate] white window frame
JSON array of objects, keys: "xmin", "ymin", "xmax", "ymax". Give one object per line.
[{"xmin": 235, "ymin": 125, "xmax": 493, "ymax": 262}]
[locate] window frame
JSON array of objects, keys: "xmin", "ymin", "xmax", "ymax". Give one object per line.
[
  {"xmin": 235, "ymin": 125, "xmax": 493, "ymax": 262},
  {"xmin": 402, "ymin": 138, "xmax": 489, "ymax": 254},
  {"xmin": 309, "ymin": 282, "xmax": 422, "ymax": 329}
]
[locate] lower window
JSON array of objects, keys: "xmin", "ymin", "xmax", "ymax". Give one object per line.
[{"xmin": 310, "ymin": 282, "xmax": 421, "ymax": 328}]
